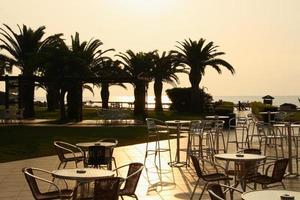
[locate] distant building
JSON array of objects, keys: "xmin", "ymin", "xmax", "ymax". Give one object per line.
[
  {"xmin": 262, "ymin": 95, "xmax": 274, "ymax": 105},
  {"xmin": 279, "ymin": 103, "xmax": 297, "ymax": 111}
]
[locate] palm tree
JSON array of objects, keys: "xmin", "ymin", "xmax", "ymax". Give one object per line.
[
  {"xmin": 151, "ymin": 51, "xmax": 187, "ymax": 112},
  {"xmin": 172, "ymin": 38, "xmax": 235, "ymax": 111},
  {"xmin": 91, "ymin": 59, "xmax": 127, "ymax": 109},
  {"xmin": 0, "ymin": 24, "xmax": 62, "ymax": 118},
  {"xmin": 66, "ymin": 32, "xmax": 105, "ymax": 121},
  {"xmin": 116, "ymin": 50, "xmax": 156, "ymax": 118}
]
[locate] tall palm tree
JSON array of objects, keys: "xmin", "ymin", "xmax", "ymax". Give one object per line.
[
  {"xmin": 91, "ymin": 59, "xmax": 127, "ymax": 109},
  {"xmin": 172, "ymin": 38, "xmax": 235, "ymax": 111},
  {"xmin": 151, "ymin": 51, "xmax": 187, "ymax": 112},
  {"xmin": 66, "ymin": 32, "xmax": 105, "ymax": 121},
  {"xmin": 116, "ymin": 50, "xmax": 156, "ymax": 118},
  {"xmin": 0, "ymin": 24, "xmax": 62, "ymax": 118}
]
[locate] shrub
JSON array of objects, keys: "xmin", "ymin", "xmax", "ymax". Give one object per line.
[
  {"xmin": 166, "ymin": 87, "xmax": 213, "ymax": 114},
  {"xmin": 214, "ymin": 100, "xmax": 234, "ymax": 115}
]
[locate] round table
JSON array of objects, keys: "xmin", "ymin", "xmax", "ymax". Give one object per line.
[
  {"xmin": 52, "ymin": 168, "xmax": 114, "ymax": 181},
  {"xmin": 259, "ymin": 111, "xmax": 279, "ymax": 123},
  {"xmin": 241, "ymin": 190, "xmax": 300, "ymax": 200},
  {"xmin": 165, "ymin": 120, "xmax": 191, "ymax": 167},
  {"xmin": 76, "ymin": 142, "xmax": 116, "ymax": 148},
  {"xmin": 52, "ymin": 168, "xmax": 115, "ymax": 198},
  {"xmin": 215, "ymin": 153, "xmax": 266, "ymax": 191}
]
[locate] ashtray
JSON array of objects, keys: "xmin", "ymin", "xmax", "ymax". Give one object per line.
[
  {"xmin": 95, "ymin": 143, "xmax": 101, "ymax": 146},
  {"xmin": 76, "ymin": 169, "xmax": 86, "ymax": 174},
  {"xmin": 281, "ymin": 194, "xmax": 295, "ymax": 200},
  {"xmin": 236, "ymin": 154, "xmax": 244, "ymax": 157}
]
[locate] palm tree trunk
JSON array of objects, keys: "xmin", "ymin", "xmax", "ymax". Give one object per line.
[
  {"xmin": 20, "ymin": 76, "xmax": 35, "ymax": 118},
  {"xmin": 67, "ymin": 81, "xmax": 83, "ymax": 121},
  {"xmin": 133, "ymin": 81, "xmax": 146, "ymax": 119},
  {"xmin": 101, "ymin": 83, "xmax": 109, "ymax": 109},
  {"xmin": 46, "ymin": 82, "xmax": 59, "ymax": 111},
  {"xmin": 154, "ymin": 79, "xmax": 163, "ymax": 112},
  {"xmin": 189, "ymin": 68, "xmax": 202, "ymax": 113},
  {"xmin": 59, "ymin": 88, "xmax": 66, "ymax": 120}
]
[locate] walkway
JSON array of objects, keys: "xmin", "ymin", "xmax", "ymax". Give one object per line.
[{"xmin": 1, "ymin": 132, "xmax": 300, "ymax": 200}]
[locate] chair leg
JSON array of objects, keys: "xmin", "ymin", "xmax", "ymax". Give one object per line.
[
  {"xmin": 190, "ymin": 179, "xmax": 200, "ymax": 200},
  {"xmin": 198, "ymin": 182, "xmax": 208, "ymax": 200},
  {"xmin": 281, "ymin": 182, "xmax": 286, "ymax": 189}
]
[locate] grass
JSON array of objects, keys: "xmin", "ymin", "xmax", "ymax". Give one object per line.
[{"xmin": 0, "ymin": 125, "xmax": 148, "ymax": 163}]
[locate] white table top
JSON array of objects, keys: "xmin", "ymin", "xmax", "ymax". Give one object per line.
[
  {"xmin": 76, "ymin": 141, "xmax": 116, "ymax": 148},
  {"xmin": 215, "ymin": 153, "xmax": 266, "ymax": 162},
  {"xmin": 205, "ymin": 115, "xmax": 229, "ymax": 119},
  {"xmin": 259, "ymin": 111, "xmax": 279, "ymax": 114},
  {"xmin": 52, "ymin": 168, "xmax": 114, "ymax": 181},
  {"xmin": 241, "ymin": 190, "xmax": 300, "ymax": 200},
  {"xmin": 165, "ymin": 120, "xmax": 191, "ymax": 124}
]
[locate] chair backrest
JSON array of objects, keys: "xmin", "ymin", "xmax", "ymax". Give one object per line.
[
  {"xmin": 94, "ymin": 177, "xmax": 122, "ymax": 200},
  {"xmin": 53, "ymin": 141, "xmax": 71, "ymax": 161},
  {"xmin": 22, "ymin": 168, "xmax": 42, "ymax": 199},
  {"xmin": 190, "ymin": 155, "xmax": 203, "ymax": 177},
  {"xmin": 122, "ymin": 162, "xmax": 144, "ymax": 195},
  {"xmin": 146, "ymin": 118, "xmax": 168, "ymax": 136},
  {"xmin": 272, "ymin": 158, "xmax": 289, "ymax": 181},
  {"xmin": 242, "ymin": 148, "xmax": 262, "ymax": 175},
  {"xmin": 88, "ymin": 146, "xmax": 112, "ymax": 166},
  {"xmin": 243, "ymin": 148, "xmax": 261, "ymax": 154},
  {"xmin": 207, "ymin": 183, "xmax": 225, "ymax": 200}
]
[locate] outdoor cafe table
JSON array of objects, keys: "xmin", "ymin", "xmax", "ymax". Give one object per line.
[
  {"xmin": 273, "ymin": 123, "xmax": 300, "ymax": 177},
  {"xmin": 165, "ymin": 120, "xmax": 191, "ymax": 167},
  {"xmin": 259, "ymin": 111, "xmax": 279, "ymax": 123},
  {"xmin": 76, "ymin": 141, "xmax": 117, "ymax": 166},
  {"xmin": 52, "ymin": 168, "xmax": 115, "ymax": 198},
  {"xmin": 205, "ymin": 115, "xmax": 229, "ymax": 120},
  {"xmin": 241, "ymin": 190, "xmax": 300, "ymax": 200},
  {"xmin": 215, "ymin": 153, "xmax": 266, "ymax": 191}
]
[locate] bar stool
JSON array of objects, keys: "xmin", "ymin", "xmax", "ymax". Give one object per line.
[
  {"xmin": 210, "ymin": 120, "xmax": 226, "ymax": 154},
  {"xmin": 227, "ymin": 117, "xmax": 249, "ymax": 151},
  {"xmin": 186, "ymin": 120, "xmax": 203, "ymax": 164},
  {"xmin": 144, "ymin": 118, "xmax": 172, "ymax": 182},
  {"xmin": 258, "ymin": 123, "xmax": 285, "ymax": 160}
]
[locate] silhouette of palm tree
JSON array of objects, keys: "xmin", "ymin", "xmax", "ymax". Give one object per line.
[
  {"xmin": 172, "ymin": 38, "xmax": 235, "ymax": 112},
  {"xmin": 151, "ymin": 51, "xmax": 187, "ymax": 112},
  {"xmin": 0, "ymin": 24, "xmax": 62, "ymax": 118},
  {"xmin": 116, "ymin": 50, "xmax": 156, "ymax": 118}
]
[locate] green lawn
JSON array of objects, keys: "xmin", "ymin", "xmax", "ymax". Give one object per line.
[{"xmin": 0, "ymin": 125, "xmax": 148, "ymax": 163}]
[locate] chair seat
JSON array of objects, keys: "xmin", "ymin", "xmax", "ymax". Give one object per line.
[
  {"xmin": 247, "ymin": 175, "xmax": 279, "ymax": 185},
  {"xmin": 202, "ymin": 173, "xmax": 232, "ymax": 182},
  {"xmin": 64, "ymin": 155, "xmax": 84, "ymax": 162},
  {"xmin": 37, "ymin": 189, "xmax": 74, "ymax": 200}
]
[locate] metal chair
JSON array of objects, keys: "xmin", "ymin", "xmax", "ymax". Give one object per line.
[
  {"xmin": 207, "ymin": 183, "xmax": 242, "ymax": 200},
  {"xmin": 94, "ymin": 177, "xmax": 122, "ymax": 200},
  {"xmin": 257, "ymin": 123, "xmax": 285, "ymax": 160},
  {"xmin": 97, "ymin": 138, "xmax": 118, "ymax": 171},
  {"xmin": 246, "ymin": 158, "xmax": 289, "ymax": 189},
  {"xmin": 53, "ymin": 141, "xmax": 84, "ymax": 169},
  {"xmin": 22, "ymin": 167, "xmax": 75, "ymax": 200},
  {"xmin": 113, "ymin": 162, "xmax": 144, "ymax": 200},
  {"xmin": 190, "ymin": 155, "xmax": 232, "ymax": 200},
  {"xmin": 87, "ymin": 145, "xmax": 114, "ymax": 169},
  {"xmin": 227, "ymin": 117, "xmax": 249, "ymax": 152},
  {"xmin": 144, "ymin": 118, "xmax": 172, "ymax": 180}
]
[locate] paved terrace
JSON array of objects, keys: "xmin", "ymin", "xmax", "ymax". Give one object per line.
[{"xmin": 1, "ymin": 130, "xmax": 300, "ymax": 200}]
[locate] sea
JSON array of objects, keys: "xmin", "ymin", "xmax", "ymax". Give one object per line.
[{"xmin": 35, "ymin": 95, "xmax": 300, "ymax": 107}]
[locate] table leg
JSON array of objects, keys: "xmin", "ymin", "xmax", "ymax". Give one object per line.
[{"xmin": 288, "ymin": 125, "xmax": 293, "ymax": 175}]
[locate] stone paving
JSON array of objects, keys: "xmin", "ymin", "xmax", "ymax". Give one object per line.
[{"xmin": 1, "ymin": 110, "xmax": 300, "ymax": 199}]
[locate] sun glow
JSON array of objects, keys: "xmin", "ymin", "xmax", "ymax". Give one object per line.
[{"xmin": 119, "ymin": 0, "xmax": 173, "ymax": 15}]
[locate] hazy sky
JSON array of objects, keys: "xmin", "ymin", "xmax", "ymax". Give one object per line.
[{"xmin": 1, "ymin": 0, "xmax": 300, "ymax": 100}]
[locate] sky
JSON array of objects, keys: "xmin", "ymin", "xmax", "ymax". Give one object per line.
[{"xmin": 0, "ymin": 0, "xmax": 300, "ymax": 101}]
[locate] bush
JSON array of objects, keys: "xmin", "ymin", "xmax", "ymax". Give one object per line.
[
  {"xmin": 250, "ymin": 101, "xmax": 278, "ymax": 121},
  {"xmin": 166, "ymin": 87, "xmax": 213, "ymax": 114},
  {"xmin": 214, "ymin": 100, "xmax": 234, "ymax": 115}
]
